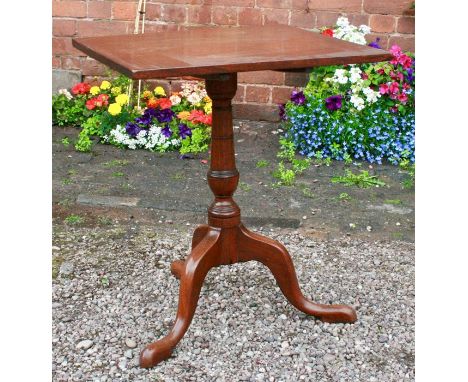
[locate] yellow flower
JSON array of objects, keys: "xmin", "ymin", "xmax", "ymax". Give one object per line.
[
  {"xmin": 204, "ymin": 102, "xmax": 212, "ymax": 114},
  {"xmin": 90, "ymin": 86, "xmax": 100, "ymax": 95},
  {"xmin": 177, "ymin": 111, "xmax": 190, "ymax": 120},
  {"xmin": 154, "ymin": 86, "xmax": 166, "ymax": 96},
  {"xmin": 203, "ymin": 96, "xmax": 212, "ymax": 103},
  {"xmin": 142, "ymin": 90, "xmax": 153, "ymax": 99},
  {"xmin": 111, "ymin": 86, "xmax": 122, "ymax": 96},
  {"xmin": 115, "ymin": 93, "xmax": 129, "ymax": 106},
  {"xmin": 108, "ymin": 102, "xmax": 122, "ymax": 116},
  {"xmin": 100, "ymin": 80, "xmax": 111, "ymax": 90}
]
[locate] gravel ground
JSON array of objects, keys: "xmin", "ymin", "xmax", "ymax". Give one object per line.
[{"xmin": 52, "ymin": 223, "xmax": 414, "ymax": 382}]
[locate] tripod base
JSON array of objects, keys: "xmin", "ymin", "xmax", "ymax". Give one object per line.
[{"xmin": 140, "ymin": 223, "xmax": 357, "ymax": 368}]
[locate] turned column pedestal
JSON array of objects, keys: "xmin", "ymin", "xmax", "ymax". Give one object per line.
[{"xmin": 139, "ymin": 73, "xmax": 357, "ymax": 368}]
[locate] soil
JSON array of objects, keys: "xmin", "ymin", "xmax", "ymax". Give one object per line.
[{"xmin": 52, "ymin": 120, "xmax": 414, "ymax": 242}]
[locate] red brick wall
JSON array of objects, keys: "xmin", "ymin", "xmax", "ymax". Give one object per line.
[{"xmin": 52, "ymin": 0, "xmax": 415, "ymax": 121}]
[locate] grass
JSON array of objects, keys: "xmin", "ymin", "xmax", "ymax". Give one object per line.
[
  {"xmin": 112, "ymin": 171, "xmax": 125, "ymax": 177},
  {"xmin": 297, "ymin": 183, "xmax": 315, "ymax": 198},
  {"xmin": 104, "ymin": 159, "xmax": 129, "ymax": 167},
  {"xmin": 61, "ymin": 137, "xmax": 70, "ymax": 147},
  {"xmin": 98, "ymin": 216, "xmax": 113, "ymax": 225},
  {"xmin": 171, "ymin": 171, "xmax": 185, "ymax": 180},
  {"xmin": 385, "ymin": 199, "xmax": 402, "ymax": 205},
  {"xmin": 331, "ymin": 170, "xmax": 386, "ymax": 188},
  {"xmin": 239, "ymin": 182, "xmax": 252, "ymax": 192},
  {"xmin": 64, "ymin": 214, "xmax": 84, "ymax": 225},
  {"xmin": 62, "ymin": 178, "xmax": 73, "ymax": 185},
  {"xmin": 256, "ymin": 160, "xmax": 269, "ymax": 168},
  {"xmin": 339, "ymin": 192, "xmax": 352, "ymax": 201}
]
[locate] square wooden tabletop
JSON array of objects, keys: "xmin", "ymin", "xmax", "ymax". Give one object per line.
[{"xmin": 72, "ymin": 25, "xmax": 392, "ymax": 80}]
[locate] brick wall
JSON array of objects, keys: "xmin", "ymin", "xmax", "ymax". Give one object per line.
[{"xmin": 52, "ymin": 0, "xmax": 415, "ymax": 121}]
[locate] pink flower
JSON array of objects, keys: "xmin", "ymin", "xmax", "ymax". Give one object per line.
[
  {"xmin": 379, "ymin": 84, "xmax": 389, "ymax": 94},
  {"xmin": 390, "ymin": 45, "xmax": 402, "ymax": 56},
  {"xmin": 398, "ymin": 93, "xmax": 408, "ymax": 104},
  {"xmin": 389, "ymin": 82, "xmax": 400, "ymax": 94}
]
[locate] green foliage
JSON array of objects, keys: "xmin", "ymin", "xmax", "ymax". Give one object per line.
[
  {"xmin": 400, "ymin": 159, "xmax": 415, "ymax": 188},
  {"xmin": 65, "ymin": 214, "xmax": 83, "ymax": 225},
  {"xmin": 277, "ymin": 137, "xmax": 296, "ymax": 162},
  {"xmin": 239, "ymin": 182, "xmax": 252, "ymax": 192},
  {"xmin": 331, "ymin": 170, "xmax": 386, "ymax": 188},
  {"xmin": 112, "ymin": 171, "xmax": 125, "ymax": 177},
  {"xmin": 75, "ymin": 115, "xmax": 100, "ymax": 152},
  {"xmin": 52, "ymin": 94, "xmax": 89, "ymax": 127},
  {"xmin": 339, "ymin": 192, "xmax": 351, "ymax": 201},
  {"xmin": 292, "ymin": 158, "xmax": 311, "ymax": 174},
  {"xmin": 61, "ymin": 137, "xmax": 70, "ymax": 147},
  {"xmin": 256, "ymin": 160, "xmax": 269, "ymax": 168},
  {"xmin": 385, "ymin": 199, "xmax": 402, "ymax": 205},
  {"xmin": 273, "ymin": 138, "xmax": 311, "ymax": 186},
  {"xmin": 273, "ymin": 162, "xmax": 296, "ymax": 186},
  {"xmin": 103, "ymin": 159, "xmax": 129, "ymax": 167},
  {"xmin": 179, "ymin": 127, "xmax": 210, "ymax": 154}
]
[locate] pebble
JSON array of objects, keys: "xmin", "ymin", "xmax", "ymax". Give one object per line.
[
  {"xmin": 52, "ymin": 225, "xmax": 414, "ymax": 382},
  {"xmin": 59, "ymin": 261, "xmax": 74, "ymax": 276},
  {"xmin": 125, "ymin": 338, "xmax": 137, "ymax": 348},
  {"xmin": 76, "ymin": 340, "xmax": 93, "ymax": 350}
]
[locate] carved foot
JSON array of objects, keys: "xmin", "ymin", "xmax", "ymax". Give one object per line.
[
  {"xmin": 237, "ymin": 224, "xmax": 357, "ymax": 323},
  {"xmin": 170, "ymin": 260, "xmax": 185, "ymax": 279},
  {"xmin": 140, "ymin": 228, "xmax": 221, "ymax": 368}
]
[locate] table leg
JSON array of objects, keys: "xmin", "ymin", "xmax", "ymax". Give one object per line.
[{"xmin": 140, "ymin": 73, "xmax": 357, "ymax": 368}]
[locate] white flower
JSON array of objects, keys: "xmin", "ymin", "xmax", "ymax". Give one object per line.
[
  {"xmin": 58, "ymin": 88, "xmax": 73, "ymax": 100},
  {"xmin": 170, "ymin": 94, "xmax": 181, "ymax": 105},
  {"xmin": 187, "ymin": 92, "xmax": 203, "ymax": 105},
  {"xmin": 362, "ymin": 87, "xmax": 380, "ymax": 103},
  {"xmin": 359, "ymin": 25, "xmax": 371, "ymax": 35},
  {"xmin": 350, "ymin": 95, "xmax": 365, "ymax": 111},
  {"xmin": 336, "ymin": 17, "xmax": 350, "ymax": 28},
  {"xmin": 349, "ymin": 67, "xmax": 362, "ymax": 83}
]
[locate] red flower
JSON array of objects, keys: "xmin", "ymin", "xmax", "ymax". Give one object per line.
[
  {"xmin": 97, "ymin": 93, "xmax": 109, "ymax": 106},
  {"xmin": 187, "ymin": 110, "xmax": 212, "ymax": 126},
  {"xmin": 86, "ymin": 99, "xmax": 96, "ymax": 110},
  {"xmin": 361, "ymin": 73, "xmax": 369, "ymax": 80},
  {"xmin": 321, "ymin": 28, "xmax": 334, "ymax": 37},
  {"xmin": 157, "ymin": 98, "xmax": 172, "ymax": 110},
  {"xmin": 72, "ymin": 82, "xmax": 91, "ymax": 95}
]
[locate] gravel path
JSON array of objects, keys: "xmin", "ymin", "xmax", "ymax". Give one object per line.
[{"xmin": 52, "ymin": 224, "xmax": 414, "ymax": 382}]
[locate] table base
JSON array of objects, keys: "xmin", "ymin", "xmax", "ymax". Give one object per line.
[
  {"xmin": 139, "ymin": 223, "xmax": 357, "ymax": 368},
  {"xmin": 139, "ymin": 73, "xmax": 357, "ymax": 368}
]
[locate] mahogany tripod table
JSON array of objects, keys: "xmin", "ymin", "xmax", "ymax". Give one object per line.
[{"xmin": 73, "ymin": 25, "xmax": 392, "ymax": 368}]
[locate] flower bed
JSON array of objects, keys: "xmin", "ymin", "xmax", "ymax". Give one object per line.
[
  {"xmin": 52, "ymin": 77, "xmax": 212, "ymax": 154},
  {"xmin": 280, "ymin": 17, "xmax": 415, "ymax": 165}
]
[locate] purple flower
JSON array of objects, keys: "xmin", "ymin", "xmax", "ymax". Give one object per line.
[
  {"xmin": 325, "ymin": 95, "xmax": 343, "ymax": 111},
  {"xmin": 278, "ymin": 103, "xmax": 287, "ymax": 121},
  {"xmin": 290, "ymin": 90, "xmax": 306, "ymax": 105},
  {"xmin": 368, "ymin": 38, "xmax": 382, "ymax": 49},
  {"xmin": 155, "ymin": 109, "xmax": 175, "ymax": 123},
  {"xmin": 178, "ymin": 123, "xmax": 192, "ymax": 139},
  {"xmin": 135, "ymin": 114, "xmax": 152, "ymax": 126},
  {"xmin": 161, "ymin": 125, "xmax": 172, "ymax": 138},
  {"xmin": 406, "ymin": 68, "xmax": 415, "ymax": 84},
  {"xmin": 125, "ymin": 122, "xmax": 142, "ymax": 137}
]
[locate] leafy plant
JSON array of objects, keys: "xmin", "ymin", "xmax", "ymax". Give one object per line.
[
  {"xmin": 331, "ymin": 170, "xmax": 386, "ymax": 188},
  {"xmin": 256, "ymin": 160, "xmax": 269, "ymax": 168},
  {"xmin": 339, "ymin": 192, "xmax": 351, "ymax": 201},
  {"xmin": 65, "ymin": 214, "xmax": 83, "ymax": 225},
  {"xmin": 239, "ymin": 182, "xmax": 251, "ymax": 192},
  {"xmin": 179, "ymin": 127, "xmax": 210, "ymax": 154},
  {"xmin": 273, "ymin": 162, "xmax": 296, "ymax": 186},
  {"xmin": 61, "ymin": 137, "xmax": 70, "ymax": 147}
]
